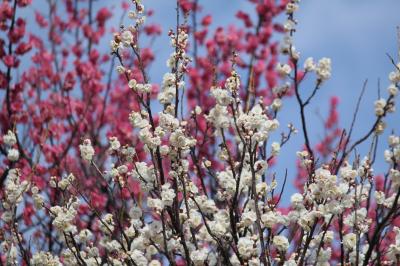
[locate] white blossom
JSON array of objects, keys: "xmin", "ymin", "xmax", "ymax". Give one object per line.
[
  {"xmin": 161, "ymin": 183, "xmax": 176, "ymax": 207},
  {"xmin": 121, "ymin": 30, "xmax": 134, "ymax": 46},
  {"xmin": 207, "ymin": 104, "xmax": 230, "ymax": 129},
  {"xmin": 291, "ymin": 193, "xmax": 303, "ymax": 207},
  {"xmin": 7, "ymin": 148, "xmax": 19, "ymax": 161},
  {"xmin": 224, "ymin": 71, "xmax": 241, "ymax": 92},
  {"xmin": 238, "ymin": 237, "xmax": 256, "ymax": 259},
  {"xmin": 100, "ymin": 213, "xmax": 115, "ymax": 234},
  {"xmin": 4, "ymin": 169, "xmax": 29, "ymax": 205},
  {"xmin": 129, "ymin": 111, "xmax": 150, "ymax": 128},
  {"xmin": 159, "ymin": 112, "xmax": 180, "ymax": 131},
  {"xmin": 388, "ymin": 84, "xmax": 399, "ymax": 96},
  {"xmin": 276, "ymin": 63, "xmax": 292, "ymax": 77},
  {"xmin": 304, "ymin": 57, "xmax": 316, "ymax": 71},
  {"xmin": 79, "ymin": 139, "xmax": 95, "ymax": 162},
  {"xmin": 3, "ymin": 130, "xmax": 17, "ymax": 146},
  {"xmin": 211, "ymin": 87, "xmax": 233, "ymax": 106},
  {"xmin": 128, "ymin": 79, "xmax": 137, "ymax": 89},
  {"xmin": 136, "ymin": 83, "xmax": 152, "ymax": 93},
  {"xmin": 316, "ymin": 57, "xmax": 331, "ymax": 81},
  {"xmin": 147, "ymin": 197, "xmax": 164, "ymax": 210},
  {"xmin": 374, "ymin": 98, "xmax": 387, "ymax": 116},
  {"xmin": 191, "ymin": 249, "xmax": 208, "ymax": 266},
  {"xmin": 343, "ymin": 233, "xmax": 357, "ymax": 251},
  {"xmin": 109, "ymin": 136, "xmax": 121, "ymax": 150},
  {"xmin": 389, "ymin": 70, "xmax": 400, "ymax": 83},
  {"xmin": 271, "ymin": 98, "xmax": 283, "ymax": 111},
  {"xmin": 49, "ymin": 199, "xmax": 78, "ymax": 233},
  {"xmin": 273, "ymin": 235, "xmax": 289, "ymax": 252},
  {"xmin": 116, "ymin": 65, "xmax": 126, "ymax": 74},
  {"xmin": 339, "ymin": 162, "xmax": 357, "ymax": 182},
  {"xmin": 31, "ymin": 252, "xmax": 61, "ymax": 266},
  {"xmin": 286, "ymin": 3, "xmax": 299, "ymax": 14},
  {"xmin": 271, "ymin": 142, "xmax": 281, "ymax": 155}
]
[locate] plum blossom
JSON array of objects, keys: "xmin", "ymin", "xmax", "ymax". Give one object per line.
[
  {"xmin": 3, "ymin": 130, "xmax": 17, "ymax": 146},
  {"xmin": 7, "ymin": 148, "xmax": 19, "ymax": 161},
  {"xmin": 79, "ymin": 139, "xmax": 95, "ymax": 162},
  {"xmin": 316, "ymin": 57, "xmax": 332, "ymax": 81},
  {"xmin": 273, "ymin": 235, "xmax": 290, "ymax": 252}
]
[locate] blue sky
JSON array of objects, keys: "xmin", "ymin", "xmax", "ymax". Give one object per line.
[{"xmin": 282, "ymin": 0, "xmax": 400, "ymax": 198}]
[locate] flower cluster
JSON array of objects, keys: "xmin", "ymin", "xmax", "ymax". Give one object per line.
[{"xmin": 2, "ymin": 130, "xmax": 19, "ymax": 162}]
